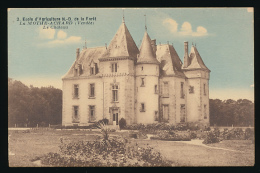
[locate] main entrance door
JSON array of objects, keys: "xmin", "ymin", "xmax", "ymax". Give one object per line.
[{"xmin": 112, "ymin": 109, "xmax": 119, "ymax": 125}]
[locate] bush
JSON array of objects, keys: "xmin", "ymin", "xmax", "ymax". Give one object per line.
[
  {"xmin": 41, "ymin": 126, "xmax": 172, "ymax": 166},
  {"xmin": 203, "ymin": 131, "xmax": 220, "ymax": 144},
  {"xmin": 213, "ymin": 128, "xmax": 220, "ymax": 137},
  {"xmin": 150, "ymin": 130, "xmax": 191, "ymax": 141},
  {"xmin": 175, "ymin": 124, "xmax": 188, "ymax": 131},
  {"xmin": 245, "ymin": 128, "xmax": 254, "ymax": 140},
  {"xmin": 119, "ymin": 118, "xmax": 126, "ymax": 129},
  {"xmin": 204, "ymin": 126, "xmax": 211, "ymax": 131},
  {"xmin": 190, "ymin": 132, "xmax": 197, "ymax": 139}
]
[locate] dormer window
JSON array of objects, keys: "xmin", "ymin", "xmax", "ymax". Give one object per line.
[
  {"xmin": 74, "ymin": 68, "xmax": 78, "ymax": 76},
  {"xmin": 90, "ymin": 67, "xmax": 94, "ymax": 75},
  {"xmin": 89, "ymin": 61, "xmax": 98, "ymax": 75}
]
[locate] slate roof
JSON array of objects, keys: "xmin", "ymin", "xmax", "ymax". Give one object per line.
[
  {"xmin": 156, "ymin": 44, "xmax": 186, "ymax": 77},
  {"xmin": 63, "ymin": 22, "xmax": 209, "ymax": 80},
  {"xmin": 101, "ymin": 22, "xmax": 139, "ymax": 59},
  {"xmin": 62, "ymin": 46, "xmax": 107, "ymax": 79},
  {"xmin": 183, "ymin": 45, "xmax": 210, "ymax": 71},
  {"xmin": 137, "ymin": 31, "xmax": 160, "ymax": 65}
]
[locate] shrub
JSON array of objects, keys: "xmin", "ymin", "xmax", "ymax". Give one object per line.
[
  {"xmin": 190, "ymin": 132, "xmax": 197, "ymax": 139},
  {"xmin": 245, "ymin": 128, "xmax": 254, "ymax": 140},
  {"xmin": 202, "ymin": 131, "xmax": 220, "ymax": 144},
  {"xmin": 213, "ymin": 128, "xmax": 220, "ymax": 137},
  {"xmin": 175, "ymin": 124, "xmax": 188, "ymax": 131},
  {"xmin": 41, "ymin": 124, "xmax": 172, "ymax": 167},
  {"xmin": 119, "ymin": 118, "xmax": 126, "ymax": 129},
  {"xmin": 150, "ymin": 130, "xmax": 191, "ymax": 141},
  {"xmin": 204, "ymin": 126, "xmax": 211, "ymax": 131}
]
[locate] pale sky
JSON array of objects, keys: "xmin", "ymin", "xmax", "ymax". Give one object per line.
[{"xmin": 8, "ymin": 8, "xmax": 254, "ymax": 101}]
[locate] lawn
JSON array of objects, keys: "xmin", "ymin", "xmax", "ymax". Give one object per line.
[{"xmin": 8, "ymin": 129, "xmax": 254, "ymax": 167}]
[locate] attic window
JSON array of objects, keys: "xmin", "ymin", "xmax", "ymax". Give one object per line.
[
  {"xmin": 78, "ymin": 64, "xmax": 83, "ymax": 75},
  {"xmin": 90, "ymin": 67, "xmax": 95, "ymax": 75},
  {"xmin": 74, "ymin": 68, "xmax": 78, "ymax": 76}
]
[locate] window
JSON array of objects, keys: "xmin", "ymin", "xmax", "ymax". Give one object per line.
[
  {"xmin": 189, "ymin": 86, "xmax": 194, "ymax": 93},
  {"xmin": 74, "ymin": 68, "xmax": 78, "ymax": 76},
  {"xmin": 140, "ymin": 103, "xmax": 145, "ymax": 112},
  {"xmin": 163, "ymin": 82, "xmax": 169, "ymax": 97},
  {"xmin": 154, "ymin": 111, "xmax": 158, "ymax": 121},
  {"xmin": 90, "ymin": 67, "xmax": 94, "ymax": 75},
  {"xmin": 180, "ymin": 104, "xmax": 186, "ymax": 123},
  {"xmin": 141, "ymin": 78, "xmax": 145, "ymax": 87},
  {"xmin": 181, "ymin": 82, "xmax": 185, "ymax": 98},
  {"xmin": 73, "ymin": 84, "xmax": 79, "ymax": 98},
  {"xmin": 141, "ymin": 66, "xmax": 144, "ymax": 71},
  {"xmin": 204, "ymin": 105, "xmax": 207, "ymax": 119},
  {"xmin": 204, "ymin": 83, "xmax": 206, "ymax": 95},
  {"xmin": 89, "ymin": 84, "xmax": 95, "ymax": 98},
  {"xmin": 72, "ymin": 106, "xmax": 79, "ymax": 123},
  {"xmin": 112, "ymin": 85, "xmax": 119, "ymax": 102},
  {"xmin": 154, "ymin": 85, "xmax": 158, "ymax": 94},
  {"xmin": 89, "ymin": 105, "xmax": 95, "ymax": 122},
  {"xmin": 162, "ymin": 105, "xmax": 169, "ymax": 121},
  {"xmin": 78, "ymin": 64, "xmax": 83, "ymax": 75},
  {"xmin": 111, "ymin": 63, "xmax": 118, "ymax": 72}
]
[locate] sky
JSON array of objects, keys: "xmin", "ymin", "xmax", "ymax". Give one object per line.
[{"xmin": 8, "ymin": 8, "xmax": 254, "ymax": 101}]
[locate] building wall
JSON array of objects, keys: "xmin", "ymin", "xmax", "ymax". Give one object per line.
[
  {"xmin": 184, "ymin": 70, "xmax": 210, "ymax": 126},
  {"xmin": 100, "ymin": 59, "xmax": 135, "ymax": 125},
  {"xmin": 62, "ymin": 77, "xmax": 103, "ymax": 126},
  {"xmin": 136, "ymin": 64, "xmax": 159, "ymax": 124}
]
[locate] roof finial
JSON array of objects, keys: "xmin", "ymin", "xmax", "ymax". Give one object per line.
[
  {"xmin": 195, "ymin": 43, "xmax": 196, "ymax": 47},
  {"xmin": 84, "ymin": 38, "xmax": 87, "ymax": 49},
  {"xmin": 192, "ymin": 42, "xmax": 194, "ymax": 46},
  {"xmin": 122, "ymin": 9, "xmax": 125, "ymax": 23},
  {"xmin": 144, "ymin": 14, "xmax": 147, "ymax": 31}
]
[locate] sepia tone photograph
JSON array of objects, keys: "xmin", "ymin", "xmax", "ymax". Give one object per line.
[{"xmin": 8, "ymin": 8, "xmax": 254, "ymax": 167}]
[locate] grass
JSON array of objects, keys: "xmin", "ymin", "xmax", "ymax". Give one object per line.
[{"xmin": 8, "ymin": 129, "xmax": 254, "ymax": 167}]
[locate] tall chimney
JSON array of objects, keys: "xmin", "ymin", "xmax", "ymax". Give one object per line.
[
  {"xmin": 151, "ymin": 39, "xmax": 157, "ymax": 54},
  {"xmin": 76, "ymin": 48, "xmax": 80, "ymax": 59},
  {"xmin": 183, "ymin": 41, "xmax": 189, "ymax": 68}
]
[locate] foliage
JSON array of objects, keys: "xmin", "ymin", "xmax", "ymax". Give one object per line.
[
  {"xmin": 119, "ymin": 118, "xmax": 126, "ymax": 130},
  {"xmin": 202, "ymin": 131, "xmax": 220, "ymax": 144},
  {"xmin": 213, "ymin": 128, "xmax": 220, "ymax": 137},
  {"xmin": 175, "ymin": 124, "xmax": 188, "ymax": 131},
  {"xmin": 8, "ymin": 78, "xmax": 62, "ymax": 127},
  {"xmin": 190, "ymin": 132, "xmax": 197, "ymax": 139},
  {"xmin": 40, "ymin": 124, "xmax": 172, "ymax": 167},
  {"xmin": 124, "ymin": 123, "xmax": 175, "ymax": 133},
  {"xmin": 150, "ymin": 130, "xmax": 191, "ymax": 141},
  {"xmin": 220, "ymin": 128, "xmax": 253, "ymax": 140},
  {"xmin": 210, "ymin": 99, "xmax": 254, "ymax": 127}
]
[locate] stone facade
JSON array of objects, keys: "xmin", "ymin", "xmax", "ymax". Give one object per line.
[{"xmin": 62, "ymin": 21, "xmax": 210, "ymax": 127}]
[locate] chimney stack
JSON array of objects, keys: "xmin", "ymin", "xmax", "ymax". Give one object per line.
[
  {"xmin": 76, "ymin": 48, "xmax": 80, "ymax": 59},
  {"xmin": 151, "ymin": 39, "xmax": 157, "ymax": 54},
  {"xmin": 183, "ymin": 41, "xmax": 190, "ymax": 68}
]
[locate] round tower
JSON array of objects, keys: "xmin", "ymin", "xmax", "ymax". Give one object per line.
[{"xmin": 135, "ymin": 31, "xmax": 160, "ymax": 124}]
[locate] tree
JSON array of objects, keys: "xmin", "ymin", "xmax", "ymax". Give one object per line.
[{"xmin": 8, "ymin": 78, "xmax": 62, "ymax": 127}]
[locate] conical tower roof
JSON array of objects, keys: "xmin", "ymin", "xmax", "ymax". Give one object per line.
[
  {"xmin": 186, "ymin": 45, "xmax": 210, "ymax": 71},
  {"xmin": 137, "ymin": 31, "xmax": 160, "ymax": 64},
  {"xmin": 102, "ymin": 22, "xmax": 139, "ymax": 59}
]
